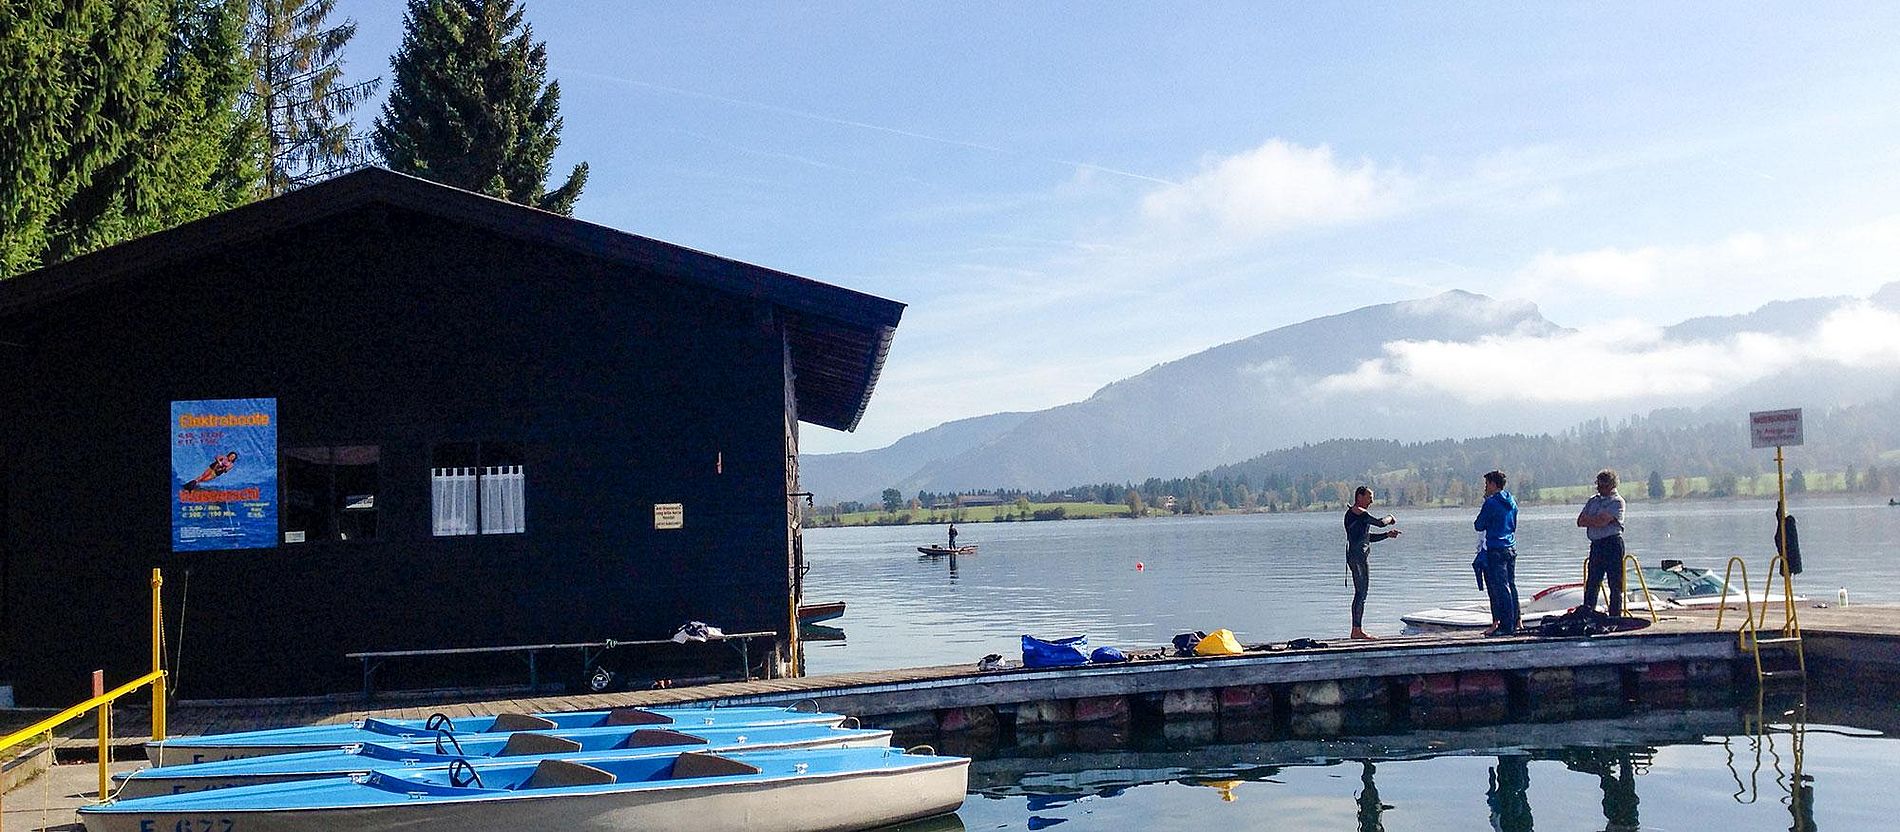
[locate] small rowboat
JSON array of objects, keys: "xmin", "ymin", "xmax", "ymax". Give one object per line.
[
  {"xmin": 81, "ymin": 746, "xmax": 970, "ymax": 832},
  {"xmin": 916, "ymin": 545, "xmax": 977, "ymax": 556},
  {"xmin": 145, "ymin": 704, "xmax": 842, "ymax": 764},
  {"xmin": 796, "ymin": 600, "xmax": 846, "ymax": 623},
  {"xmin": 116, "ymin": 722, "xmax": 892, "ymax": 798}
]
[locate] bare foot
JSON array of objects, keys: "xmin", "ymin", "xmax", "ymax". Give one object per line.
[
  {"xmin": 1480, "ymin": 625, "xmax": 1498, "ymax": 636},
  {"xmin": 1350, "ymin": 629, "xmax": 1379, "ymax": 640}
]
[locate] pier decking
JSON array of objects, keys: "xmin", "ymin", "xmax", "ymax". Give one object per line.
[{"xmin": 10, "ymin": 604, "xmax": 1894, "ymax": 754}]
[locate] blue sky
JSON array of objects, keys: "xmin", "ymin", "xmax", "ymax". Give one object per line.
[{"xmin": 333, "ymin": 2, "xmax": 1900, "ymax": 452}]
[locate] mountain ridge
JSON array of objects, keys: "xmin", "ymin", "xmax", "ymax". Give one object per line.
[{"xmin": 802, "ymin": 285, "xmax": 1900, "ymax": 504}]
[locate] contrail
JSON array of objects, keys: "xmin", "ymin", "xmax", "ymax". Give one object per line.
[{"xmin": 560, "ymin": 67, "xmax": 1177, "ymax": 186}]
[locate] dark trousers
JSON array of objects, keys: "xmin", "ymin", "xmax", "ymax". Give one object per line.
[
  {"xmin": 1347, "ymin": 552, "xmax": 1370, "ymax": 629},
  {"xmin": 1583, "ymin": 535, "xmax": 1626, "ymax": 616},
  {"xmin": 1483, "ymin": 546, "xmax": 1520, "ymax": 633}
]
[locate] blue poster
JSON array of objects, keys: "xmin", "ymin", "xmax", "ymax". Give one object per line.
[{"xmin": 171, "ymin": 398, "xmax": 278, "ymax": 552}]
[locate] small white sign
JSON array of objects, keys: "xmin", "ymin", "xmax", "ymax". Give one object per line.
[
  {"xmin": 654, "ymin": 503, "xmax": 684, "ymax": 530},
  {"xmin": 283, "ymin": 530, "xmax": 306, "ymax": 544},
  {"xmin": 1750, "ymin": 408, "xmax": 1804, "ymax": 449}
]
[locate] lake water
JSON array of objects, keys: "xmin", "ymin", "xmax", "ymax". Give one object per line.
[
  {"xmin": 806, "ymin": 498, "xmax": 1900, "ymax": 831},
  {"xmin": 881, "ymin": 690, "xmax": 1900, "ymax": 831},
  {"xmin": 802, "ymin": 497, "xmax": 1897, "ymax": 674}
]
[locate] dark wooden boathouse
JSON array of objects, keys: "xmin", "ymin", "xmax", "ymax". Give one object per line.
[{"xmin": 0, "ymin": 168, "xmax": 903, "ymax": 706}]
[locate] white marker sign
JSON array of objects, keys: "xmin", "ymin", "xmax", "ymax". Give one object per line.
[
  {"xmin": 654, "ymin": 503, "xmax": 683, "ymax": 529},
  {"xmin": 1749, "ymin": 408, "xmax": 1804, "ymax": 449}
]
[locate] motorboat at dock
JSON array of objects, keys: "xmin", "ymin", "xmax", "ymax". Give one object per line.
[
  {"xmin": 82, "ymin": 746, "xmax": 970, "ymax": 832},
  {"xmin": 1401, "ymin": 561, "xmax": 1808, "ymax": 632}
]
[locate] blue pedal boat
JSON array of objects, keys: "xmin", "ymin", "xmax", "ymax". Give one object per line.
[
  {"xmin": 117, "ymin": 721, "xmax": 892, "ymax": 798},
  {"xmin": 83, "ymin": 746, "xmax": 970, "ymax": 832},
  {"xmin": 144, "ymin": 704, "xmax": 843, "ymax": 764}
]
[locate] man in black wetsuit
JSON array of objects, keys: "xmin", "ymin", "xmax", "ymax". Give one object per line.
[{"xmin": 1344, "ymin": 486, "xmax": 1402, "ymax": 640}]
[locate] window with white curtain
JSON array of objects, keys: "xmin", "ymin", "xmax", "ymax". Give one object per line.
[{"xmin": 431, "ymin": 442, "xmax": 525, "ymax": 536}]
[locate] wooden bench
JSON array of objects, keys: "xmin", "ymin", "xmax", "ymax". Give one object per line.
[{"xmin": 344, "ymin": 631, "xmax": 776, "ymax": 703}]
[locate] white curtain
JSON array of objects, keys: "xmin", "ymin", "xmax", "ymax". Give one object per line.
[
  {"xmin": 433, "ymin": 465, "xmax": 525, "ymax": 535},
  {"xmin": 431, "ymin": 467, "xmax": 477, "ymax": 536},
  {"xmin": 481, "ymin": 465, "xmax": 526, "ymax": 534}
]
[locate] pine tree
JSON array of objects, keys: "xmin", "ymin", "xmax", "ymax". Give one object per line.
[
  {"xmin": 372, "ymin": 0, "xmax": 588, "ymax": 214},
  {"xmin": 1, "ymin": 0, "xmax": 259, "ymax": 278},
  {"xmin": 1647, "ymin": 470, "xmax": 1666, "ymax": 499},
  {"xmin": 245, "ymin": 0, "xmax": 382, "ymax": 195}
]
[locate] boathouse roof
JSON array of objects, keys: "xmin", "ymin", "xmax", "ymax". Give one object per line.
[{"xmin": 0, "ymin": 167, "xmax": 903, "ymax": 432}]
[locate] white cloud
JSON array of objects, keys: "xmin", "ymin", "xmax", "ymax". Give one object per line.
[
  {"xmin": 1507, "ymin": 216, "xmax": 1900, "ymax": 314},
  {"xmin": 1393, "ymin": 291, "xmax": 1550, "ymax": 330},
  {"xmin": 1315, "ymin": 302, "xmax": 1900, "ymax": 404},
  {"xmin": 1138, "ymin": 140, "xmax": 1411, "ymax": 240}
]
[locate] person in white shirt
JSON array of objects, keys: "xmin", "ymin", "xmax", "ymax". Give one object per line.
[{"xmin": 1577, "ymin": 469, "xmax": 1627, "ymax": 615}]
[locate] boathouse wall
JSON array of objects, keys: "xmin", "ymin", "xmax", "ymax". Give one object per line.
[{"xmin": 0, "ymin": 175, "xmax": 896, "ymax": 705}]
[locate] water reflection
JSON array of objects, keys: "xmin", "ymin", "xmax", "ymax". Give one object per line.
[
  {"xmin": 800, "ymin": 623, "xmax": 846, "ymax": 642},
  {"xmin": 1557, "ymin": 748, "xmax": 1641, "ymax": 831},
  {"xmin": 939, "ymin": 690, "xmax": 1897, "ymax": 831},
  {"xmin": 879, "ymin": 811, "xmax": 965, "ymax": 832},
  {"xmin": 1485, "ymin": 754, "xmax": 1532, "ymax": 831},
  {"xmin": 1355, "ymin": 761, "xmax": 1387, "ymax": 832},
  {"xmin": 1725, "ymin": 699, "xmax": 1823, "ymax": 832}
]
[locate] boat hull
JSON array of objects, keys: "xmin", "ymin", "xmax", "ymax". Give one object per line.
[
  {"xmin": 1402, "ymin": 583, "xmax": 1808, "ymax": 631},
  {"xmin": 83, "ymin": 759, "xmax": 969, "ymax": 832},
  {"xmin": 797, "ymin": 601, "xmax": 846, "ymax": 623},
  {"xmin": 1399, "ymin": 606, "xmax": 1571, "ymax": 632},
  {"xmin": 117, "ymin": 729, "xmax": 894, "ymax": 799}
]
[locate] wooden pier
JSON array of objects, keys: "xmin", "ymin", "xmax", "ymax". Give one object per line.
[
  {"xmin": 3, "ymin": 605, "xmax": 1896, "ymax": 831},
  {"xmin": 9, "ymin": 604, "xmax": 1895, "ymax": 756}
]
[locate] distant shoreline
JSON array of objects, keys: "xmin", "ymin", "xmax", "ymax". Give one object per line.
[{"xmin": 808, "ymin": 490, "xmax": 1878, "ymax": 528}]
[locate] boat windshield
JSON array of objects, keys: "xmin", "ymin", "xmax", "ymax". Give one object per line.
[{"xmin": 1636, "ymin": 567, "xmax": 1733, "ymax": 598}]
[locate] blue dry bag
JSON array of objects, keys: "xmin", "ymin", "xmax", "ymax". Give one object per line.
[
  {"xmin": 1089, "ymin": 646, "xmax": 1129, "ymax": 664},
  {"xmin": 1021, "ymin": 634, "xmax": 1090, "ymax": 668}
]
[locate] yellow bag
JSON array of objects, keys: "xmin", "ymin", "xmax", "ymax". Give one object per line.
[{"xmin": 1192, "ymin": 628, "xmax": 1244, "ymax": 656}]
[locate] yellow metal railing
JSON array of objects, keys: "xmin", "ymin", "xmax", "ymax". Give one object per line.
[
  {"xmin": 1763, "ymin": 554, "xmax": 1803, "ymax": 639},
  {"xmin": 1716, "ymin": 556, "xmax": 1756, "ymax": 631},
  {"xmin": 1762, "ymin": 554, "xmax": 1807, "ymax": 678},
  {"xmin": 1716, "ymin": 555, "xmax": 1805, "ymax": 684},
  {"xmin": 1577, "ymin": 553, "xmax": 1659, "ymax": 622},
  {"xmin": 0, "ymin": 569, "xmax": 168, "ymax": 805},
  {"xmin": 1624, "ymin": 554, "xmax": 1658, "ymax": 623}
]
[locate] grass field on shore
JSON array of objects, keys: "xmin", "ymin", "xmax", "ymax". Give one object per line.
[
  {"xmin": 812, "ymin": 470, "xmax": 1867, "ymax": 527},
  {"xmin": 816, "ymin": 501, "xmax": 1129, "ymax": 527}
]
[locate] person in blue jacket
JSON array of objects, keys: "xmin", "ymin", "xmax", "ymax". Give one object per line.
[{"xmin": 1474, "ymin": 470, "xmax": 1520, "ymax": 636}]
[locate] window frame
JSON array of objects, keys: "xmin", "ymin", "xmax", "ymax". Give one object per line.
[{"xmin": 280, "ymin": 443, "xmax": 382, "ymax": 545}]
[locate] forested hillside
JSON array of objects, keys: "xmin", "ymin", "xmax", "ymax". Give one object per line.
[{"xmin": 887, "ymin": 397, "xmax": 1900, "ymax": 514}]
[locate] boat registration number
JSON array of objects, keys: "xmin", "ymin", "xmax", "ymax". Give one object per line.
[{"xmin": 140, "ymin": 819, "xmax": 236, "ymax": 832}]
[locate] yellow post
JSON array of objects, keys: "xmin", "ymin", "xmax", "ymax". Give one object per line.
[
  {"xmin": 1775, "ymin": 446, "xmax": 1787, "ymax": 567},
  {"xmin": 150, "ymin": 568, "xmax": 166, "ymax": 740},
  {"xmin": 1774, "ymin": 446, "xmax": 1798, "ymax": 636}
]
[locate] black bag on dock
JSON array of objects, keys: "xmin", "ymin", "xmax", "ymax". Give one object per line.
[
  {"xmin": 1535, "ymin": 607, "xmax": 1651, "ymax": 638},
  {"xmin": 1171, "ymin": 631, "xmax": 1208, "ymax": 656}
]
